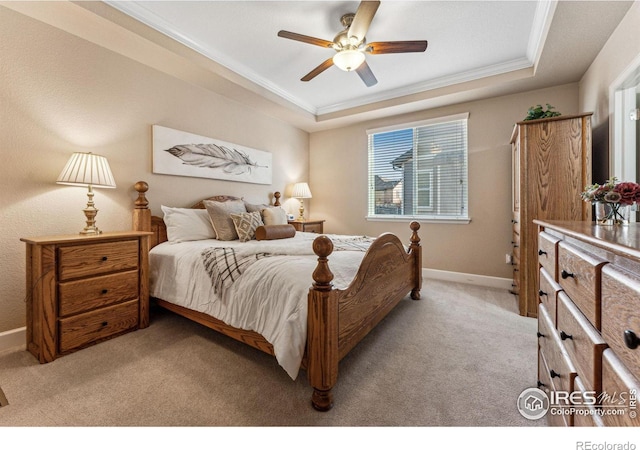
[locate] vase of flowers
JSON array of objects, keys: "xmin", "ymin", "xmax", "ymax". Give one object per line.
[{"xmin": 581, "ymin": 178, "xmax": 640, "ymax": 225}]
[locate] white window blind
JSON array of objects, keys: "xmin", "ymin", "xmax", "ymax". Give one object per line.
[{"xmin": 367, "ymin": 113, "xmax": 469, "ymax": 222}]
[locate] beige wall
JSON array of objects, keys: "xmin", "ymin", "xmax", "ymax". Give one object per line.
[
  {"xmin": 579, "ymin": 1, "xmax": 640, "ymax": 180},
  {"xmin": 309, "ymin": 84, "xmax": 580, "ymax": 278},
  {"xmin": 0, "ymin": 7, "xmax": 308, "ymax": 332}
]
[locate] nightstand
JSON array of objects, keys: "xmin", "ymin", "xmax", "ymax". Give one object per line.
[
  {"xmin": 20, "ymin": 231, "xmax": 151, "ymax": 363},
  {"xmin": 288, "ymin": 219, "xmax": 325, "ymax": 234}
]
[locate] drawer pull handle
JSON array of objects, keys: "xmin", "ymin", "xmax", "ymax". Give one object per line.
[
  {"xmin": 101, "ymin": 321, "xmax": 108, "ymax": 327},
  {"xmin": 538, "ymin": 290, "xmax": 547, "ymax": 298},
  {"xmin": 560, "ymin": 331, "xmax": 573, "ymax": 341},
  {"xmin": 512, "ymin": 219, "xmax": 518, "ymax": 224},
  {"xmin": 538, "ymin": 249, "xmax": 547, "ymax": 256},
  {"xmin": 101, "ymin": 256, "xmax": 108, "ymax": 262},
  {"xmin": 101, "ymin": 289, "xmax": 108, "ymax": 294},
  {"xmin": 624, "ymin": 330, "xmax": 640, "ymax": 350},
  {"xmin": 537, "ymin": 381, "xmax": 546, "ymax": 388},
  {"xmin": 550, "ymin": 370, "xmax": 560, "ymax": 379},
  {"xmin": 561, "ymin": 270, "xmax": 574, "ymax": 279},
  {"xmin": 537, "ymin": 331, "xmax": 545, "ymax": 338}
]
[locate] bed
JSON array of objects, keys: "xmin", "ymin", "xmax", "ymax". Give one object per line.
[{"xmin": 132, "ymin": 181, "xmax": 422, "ymax": 411}]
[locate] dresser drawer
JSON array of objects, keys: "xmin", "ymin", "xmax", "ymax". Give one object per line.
[
  {"xmin": 512, "ymin": 240, "xmax": 520, "ymax": 263},
  {"xmin": 539, "ymin": 352, "xmax": 570, "ymax": 427},
  {"xmin": 58, "ymin": 299, "xmax": 139, "ymax": 353},
  {"xmin": 557, "ymin": 242, "xmax": 607, "ymax": 329},
  {"xmin": 601, "ymin": 265, "xmax": 640, "ymax": 375},
  {"xmin": 58, "ymin": 270, "xmax": 139, "ymax": 317},
  {"xmin": 601, "ymin": 349, "xmax": 640, "ymax": 426},
  {"xmin": 538, "ymin": 303, "xmax": 576, "ymax": 395},
  {"xmin": 573, "ymin": 376, "xmax": 605, "ymax": 427},
  {"xmin": 58, "ymin": 240, "xmax": 139, "ymax": 281},
  {"xmin": 556, "ymin": 292, "xmax": 607, "ymax": 393},
  {"xmin": 538, "ymin": 232, "xmax": 559, "ymax": 280},
  {"xmin": 539, "ymin": 268, "xmax": 561, "ymax": 326}
]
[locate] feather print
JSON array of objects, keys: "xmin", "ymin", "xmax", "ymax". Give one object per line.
[{"xmin": 166, "ymin": 143, "xmax": 267, "ymax": 175}]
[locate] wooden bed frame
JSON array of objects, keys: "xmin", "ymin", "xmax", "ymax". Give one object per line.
[{"xmin": 132, "ymin": 181, "xmax": 422, "ymax": 411}]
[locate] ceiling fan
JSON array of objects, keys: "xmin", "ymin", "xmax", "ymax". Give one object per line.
[{"xmin": 277, "ymin": 1, "xmax": 428, "ymax": 87}]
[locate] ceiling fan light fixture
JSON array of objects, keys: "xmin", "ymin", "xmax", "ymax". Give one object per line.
[{"xmin": 333, "ymin": 50, "xmax": 365, "ymax": 72}]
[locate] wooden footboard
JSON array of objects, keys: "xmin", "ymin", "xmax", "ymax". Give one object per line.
[
  {"xmin": 132, "ymin": 181, "xmax": 421, "ymax": 411},
  {"xmin": 307, "ymin": 223, "xmax": 421, "ymax": 411}
]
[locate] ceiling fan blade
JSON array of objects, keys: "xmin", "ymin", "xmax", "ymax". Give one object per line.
[
  {"xmin": 348, "ymin": 1, "xmax": 380, "ymax": 42},
  {"xmin": 301, "ymin": 57, "xmax": 335, "ymax": 82},
  {"xmin": 356, "ymin": 61, "xmax": 378, "ymax": 87},
  {"xmin": 277, "ymin": 30, "xmax": 334, "ymax": 48},
  {"xmin": 366, "ymin": 41, "xmax": 428, "ymax": 54}
]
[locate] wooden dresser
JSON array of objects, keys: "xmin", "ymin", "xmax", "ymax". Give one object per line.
[
  {"xmin": 21, "ymin": 231, "xmax": 151, "ymax": 363},
  {"xmin": 534, "ymin": 220, "xmax": 640, "ymax": 426},
  {"xmin": 510, "ymin": 113, "xmax": 592, "ymax": 318}
]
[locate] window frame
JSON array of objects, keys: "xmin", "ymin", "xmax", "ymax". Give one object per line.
[{"xmin": 366, "ymin": 112, "xmax": 471, "ymax": 224}]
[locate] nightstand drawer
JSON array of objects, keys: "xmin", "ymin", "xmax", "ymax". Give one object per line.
[
  {"xmin": 58, "ymin": 240, "xmax": 139, "ymax": 280},
  {"xmin": 58, "ymin": 270, "xmax": 139, "ymax": 317},
  {"xmin": 288, "ymin": 219, "xmax": 325, "ymax": 233},
  {"xmin": 303, "ymin": 222, "xmax": 323, "ymax": 233},
  {"xmin": 58, "ymin": 299, "xmax": 139, "ymax": 353}
]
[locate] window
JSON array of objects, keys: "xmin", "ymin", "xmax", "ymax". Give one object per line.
[{"xmin": 367, "ymin": 113, "xmax": 469, "ymax": 222}]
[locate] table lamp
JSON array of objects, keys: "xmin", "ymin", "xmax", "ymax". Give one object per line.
[
  {"xmin": 292, "ymin": 182, "xmax": 312, "ymax": 221},
  {"xmin": 56, "ymin": 152, "xmax": 116, "ymax": 235}
]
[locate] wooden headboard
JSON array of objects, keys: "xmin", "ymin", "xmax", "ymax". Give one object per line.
[{"xmin": 132, "ymin": 181, "xmax": 281, "ymax": 249}]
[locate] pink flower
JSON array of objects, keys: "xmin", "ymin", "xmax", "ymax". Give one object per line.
[
  {"xmin": 614, "ymin": 182, "xmax": 640, "ymax": 205},
  {"xmin": 604, "ymin": 191, "xmax": 622, "ymax": 203}
]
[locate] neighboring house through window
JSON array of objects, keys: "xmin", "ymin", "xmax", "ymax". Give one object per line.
[{"xmin": 367, "ymin": 113, "xmax": 470, "ymax": 222}]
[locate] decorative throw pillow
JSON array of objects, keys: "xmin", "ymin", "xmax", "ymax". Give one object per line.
[
  {"xmin": 161, "ymin": 205, "xmax": 217, "ymax": 242},
  {"xmin": 230, "ymin": 211, "xmax": 264, "ymax": 242},
  {"xmin": 203, "ymin": 199, "xmax": 247, "ymax": 241},
  {"xmin": 255, "ymin": 224, "xmax": 296, "ymax": 241},
  {"xmin": 262, "ymin": 207, "xmax": 288, "ymax": 226},
  {"xmin": 244, "ymin": 201, "xmax": 269, "ymax": 214}
]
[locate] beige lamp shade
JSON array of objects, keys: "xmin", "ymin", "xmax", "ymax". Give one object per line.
[
  {"xmin": 57, "ymin": 152, "xmax": 116, "ymax": 235},
  {"xmin": 292, "ymin": 182, "xmax": 312, "ymax": 199},
  {"xmin": 292, "ymin": 182, "xmax": 312, "ymax": 221},
  {"xmin": 56, "ymin": 152, "xmax": 116, "ymax": 188}
]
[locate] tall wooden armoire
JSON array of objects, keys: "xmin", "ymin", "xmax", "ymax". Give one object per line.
[{"xmin": 510, "ymin": 113, "xmax": 593, "ymax": 317}]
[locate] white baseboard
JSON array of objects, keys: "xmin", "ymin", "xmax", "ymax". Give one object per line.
[
  {"xmin": 0, "ymin": 327, "xmax": 26, "ymax": 354},
  {"xmin": 423, "ymin": 268, "xmax": 513, "ymax": 290}
]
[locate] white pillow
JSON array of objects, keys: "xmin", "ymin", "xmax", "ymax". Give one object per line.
[
  {"xmin": 161, "ymin": 205, "xmax": 217, "ymax": 243},
  {"xmin": 262, "ymin": 207, "xmax": 288, "ymax": 226}
]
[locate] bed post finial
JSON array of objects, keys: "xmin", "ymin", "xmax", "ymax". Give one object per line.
[
  {"xmin": 133, "ymin": 181, "xmax": 151, "ymax": 232},
  {"xmin": 308, "ymin": 235, "xmax": 338, "ymax": 411},
  {"xmin": 409, "ymin": 221, "xmax": 422, "ymax": 300},
  {"xmin": 134, "ymin": 181, "xmax": 149, "ymax": 209},
  {"xmin": 312, "ymin": 236, "xmax": 334, "ymax": 290},
  {"xmin": 273, "ymin": 191, "xmax": 281, "ymax": 207}
]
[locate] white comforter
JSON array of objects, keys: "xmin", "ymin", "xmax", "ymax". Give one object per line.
[{"xmin": 149, "ymin": 232, "xmax": 372, "ymax": 380}]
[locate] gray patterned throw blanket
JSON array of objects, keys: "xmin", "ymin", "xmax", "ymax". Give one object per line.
[{"xmin": 201, "ymin": 235, "xmax": 373, "ymax": 295}]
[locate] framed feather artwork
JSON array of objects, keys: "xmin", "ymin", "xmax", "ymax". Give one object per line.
[{"xmin": 152, "ymin": 125, "xmax": 272, "ymax": 185}]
